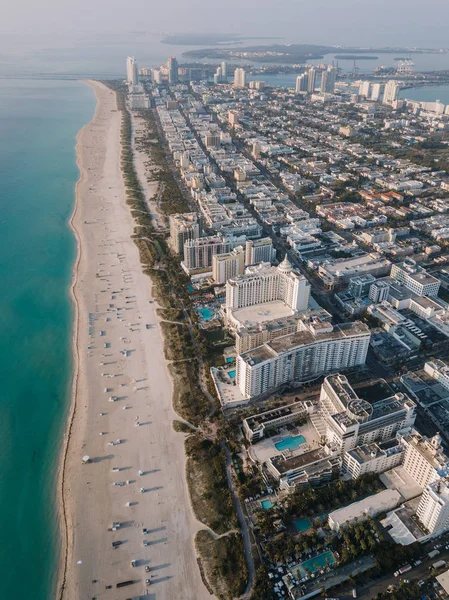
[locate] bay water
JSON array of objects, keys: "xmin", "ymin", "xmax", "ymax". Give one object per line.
[{"xmin": 0, "ymin": 79, "xmax": 95, "ymax": 599}]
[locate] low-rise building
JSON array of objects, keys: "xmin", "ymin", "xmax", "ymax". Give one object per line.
[{"xmin": 328, "ymin": 489, "xmax": 402, "ymax": 531}]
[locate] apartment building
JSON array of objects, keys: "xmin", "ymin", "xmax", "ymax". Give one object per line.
[{"xmin": 243, "ymin": 400, "xmax": 314, "ymax": 442}]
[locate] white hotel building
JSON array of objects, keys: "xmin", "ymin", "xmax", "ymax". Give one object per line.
[
  {"xmin": 226, "ymin": 257, "xmax": 310, "ymax": 314},
  {"xmin": 237, "ymin": 320, "xmax": 370, "ymax": 399}
]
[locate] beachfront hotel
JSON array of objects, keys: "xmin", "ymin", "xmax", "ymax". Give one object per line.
[
  {"xmin": 169, "ymin": 212, "xmax": 201, "ymax": 254},
  {"xmin": 236, "ymin": 320, "xmax": 370, "ymax": 399},
  {"xmin": 226, "ymin": 256, "xmax": 310, "ymax": 313},
  {"xmin": 182, "ymin": 234, "xmax": 232, "ymax": 274}
]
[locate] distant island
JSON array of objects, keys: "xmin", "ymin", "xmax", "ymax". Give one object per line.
[
  {"xmin": 183, "ymin": 43, "xmax": 445, "ymax": 64},
  {"xmin": 334, "ymin": 54, "xmax": 379, "ymax": 60}
]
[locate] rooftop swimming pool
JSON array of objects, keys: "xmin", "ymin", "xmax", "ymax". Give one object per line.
[
  {"xmin": 228, "ymin": 369, "xmax": 236, "ymax": 379},
  {"xmin": 294, "ymin": 517, "xmax": 312, "ymax": 533},
  {"xmin": 261, "ymin": 500, "xmax": 273, "ymax": 510},
  {"xmin": 225, "ymin": 357, "xmax": 234, "ymax": 363},
  {"xmin": 297, "ymin": 551, "xmax": 335, "ymax": 577},
  {"xmin": 275, "ymin": 434, "xmax": 306, "ymax": 452},
  {"xmin": 196, "ymin": 307, "xmax": 215, "ymax": 321}
]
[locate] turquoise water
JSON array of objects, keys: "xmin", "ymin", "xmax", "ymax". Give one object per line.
[
  {"xmin": 228, "ymin": 369, "xmax": 236, "ymax": 379},
  {"xmin": 275, "ymin": 434, "xmax": 306, "ymax": 452},
  {"xmin": 225, "ymin": 357, "xmax": 234, "ymax": 363},
  {"xmin": 0, "ymin": 79, "xmax": 95, "ymax": 599},
  {"xmin": 294, "ymin": 517, "xmax": 312, "ymax": 533},
  {"xmin": 298, "ymin": 551, "xmax": 335, "ymax": 577},
  {"xmin": 196, "ymin": 306, "xmax": 215, "ymax": 321},
  {"xmin": 261, "ymin": 500, "xmax": 274, "ymax": 510}
]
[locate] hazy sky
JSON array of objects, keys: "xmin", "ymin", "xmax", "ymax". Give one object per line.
[{"xmin": 3, "ymin": 0, "xmax": 449, "ymax": 48}]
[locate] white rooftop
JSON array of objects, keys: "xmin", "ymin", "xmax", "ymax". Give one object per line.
[
  {"xmin": 231, "ymin": 300, "xmax": 296, "ymax": 326},
  {"xmin": 328, "ymin": 489, "xmax": 402, "ymax": 526}
]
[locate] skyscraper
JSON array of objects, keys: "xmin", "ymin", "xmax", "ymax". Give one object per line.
[
  {"xmin": 320, "ymin": 65, "xmax": 337, "ymax": 94},
  {"xmin": 307, "ymin": 68, "xmax": 316, "ymax": 93},
  {"xmin": 233, "ymin": 68, "xmax": 246, "ymax": 88},
  {"xmin": 126, "ymin": 56, "xmax": 138, "ymax": 85},
  {"xmin": 214, "ymin": 67, "xmax": 223, "ymax": 85},
  {"xmin": 168, "ymin": 56, "xmax": 179, "ymax": 84},
  {"xmin": 383, "ymin": 80, "xmax": 400, "ymax": 105},
  {"xmin": 221, "ymin": 61, "xmax": 228, "ymax": 80},
  {"xmin": 296, "ymin": 74, "xmax": 308, "ymax": 94}
]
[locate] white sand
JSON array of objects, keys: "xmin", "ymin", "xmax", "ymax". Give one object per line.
[{"xmin": 59, "ymin": 81, "xmax": 211, "ymax": 600}]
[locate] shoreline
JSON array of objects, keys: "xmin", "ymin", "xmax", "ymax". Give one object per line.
[
  {"xmin": 58, "ymin": 81, "xmax": 210, "ymax": 600},
  {"xmin": 56, "ymin": 79, "xmax": 100, "ymax": 600}
]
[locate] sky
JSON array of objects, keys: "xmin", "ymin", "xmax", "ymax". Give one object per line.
[{"xmin": 2, "ymin": 0, "xmax": 449, "ymax": 48}]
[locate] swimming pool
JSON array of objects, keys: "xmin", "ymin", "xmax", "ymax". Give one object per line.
[
  {"xmin": 196, "ymin": 307, "xmax": 215, "ymax": 321},
  {"xmin": 225, "ymin": 357, "xmax": 234, "ymax": 363},
  {"xmin": 228, "ymin": 369, "xmax": 236, "ymax": 379},
  {"xmin": 297, "ymin": 551, "xmax": 335, "ymax": 577},
  {"xmin": 275, "ymin": 434, "xmax": 306, "ymax": 452},
  {"xmin": 294, "ymin": 517, "xmax": 312, "ymax": 533},
  {"xmin": 261, "ymin": 500, "xmax": 273, "ymax": 510}
]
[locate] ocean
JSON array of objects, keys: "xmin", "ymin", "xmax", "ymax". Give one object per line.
[{"xmin": 0, "ymin": 79, "xmax": 95, "ymax": 599}]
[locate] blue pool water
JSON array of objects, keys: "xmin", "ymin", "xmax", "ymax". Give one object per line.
[
  {"xmin": 294, "ymin": 517, "xmax": 312, "ymax": 533},
  {"xmin": 196, "ymin": 307, "xmax": 215, "ymax": 321},
  {"xmin": 228, "ymin": 369, "xmax": 236, "ymax": 379},
  {"xmin": 275, "ymin": 434, "xmax": 306, "ymax": 452},
  {"xmin": 187, "ymin": 285, "xmax": 194, "ymax": 293},
  {"xmin": 298, "ymin": 551, "xmax": 335, "ymax": 577},
  {"xmin": 225, "ymin": 357, "xmax": 234, "ymax": 363},
  {"xmin": 261, "ymin": 500, "xmax": 274, "ymax": 510}
]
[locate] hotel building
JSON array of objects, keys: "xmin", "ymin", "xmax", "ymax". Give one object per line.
[
  {"xmin": 169, "ymin": 213, "xmax": 201, "ymax": 254},
  {"xmin": 237, "ymin": 321, "xmax": 370, "ymax": 399},
  {"xmin": 390, "ymin": 260, "xmax": 440, "ymax": 297},
  {"xmin": 212, "ymin": 246, "xmax": 245, "ymax": 284}
]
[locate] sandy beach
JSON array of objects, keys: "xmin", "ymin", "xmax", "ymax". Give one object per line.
[{"xmin": 59, "ymin": 80, "xmax": 210, "ymax": 600}]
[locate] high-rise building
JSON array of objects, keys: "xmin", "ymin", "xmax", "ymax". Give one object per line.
[
  {"xmin": 358, "ymin": 81, "xmax": 372, "ymax": 98},
  {"xmin": 226, "ymin": 256, "xmax": 310, "ymax": 313},
  {"xmin": 168, "ymin": 56, "xmax": 179, "ymax": 84},
  {"xmin": 233, "ymin": 68, "xmax": 247, "ymax": 88},
  {"xmin": 213, "ymin": 67, "xmax": 222, "ymax": 85},
  {"xmin": 307, "ymin": 68, "xmax": 316, "ymax": 93},
  {"xmin": 237, "ymin": 321, "xmax": 370, "ymax": 399},
  {"xmin": 383, "ymin": 80, "xmax": 400, "ymax": 105},
  {"xmin": 169, "ymin": 213, "xmax": 201, "ymax": 254},
  {"xmin": 245, "ymin": 238, "xmax": 276, "ymax": 266},
  {"xmin": 212, "ymin": 246, "xmax": 245, "ymax": 284},
  {"xmin": 126, "ymin": 56, "xmax": 138, "ymax": 85},
  {"xmin": 401, "ymin": 431, "xmax": 448, "ymax": 489},
  {"xmin": 221, "ymin": 61, "xmax": 228, "ymax": 80},
  {"xmin": 417, "ymin": 478, "xmax": 449, "ymax": 534},
  {"xmin": 296, "ymin": 74, "xmax": 308, "ymax": 94},
  {"xmin": 371, "ymin": 83, "xmax": 384, "ymax": 102},
  {"xmin": 228, "ymin": 110, "xmax": 241, "ymax": 126},
  {"xmin": 321, "ymin": 374, "xmax": 416, "ymax": 456},
  {"xmin": 320, "ymin": 65, "xmax": 337, "ymax": 94},
  {"xmin": 182, "ymin": 235, "xmax": 231, "ymax": 273}
]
